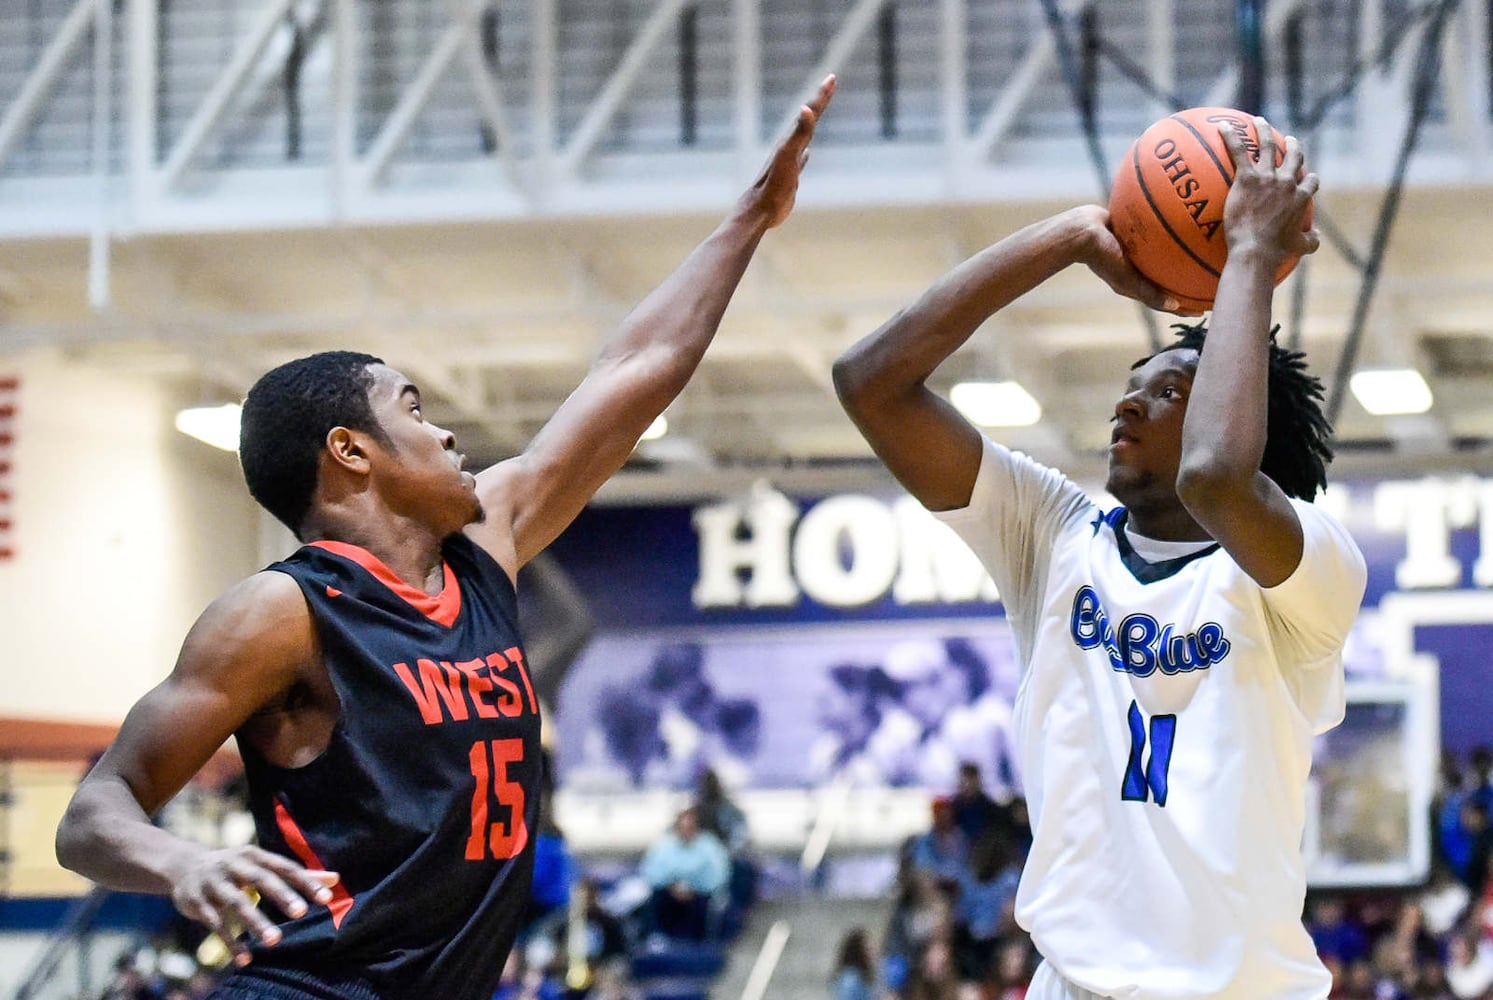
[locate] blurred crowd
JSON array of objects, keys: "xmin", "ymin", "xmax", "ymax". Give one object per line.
[{"xmin": 830, "ymin": 746, "xmax": 1493, "ymax": 1000}]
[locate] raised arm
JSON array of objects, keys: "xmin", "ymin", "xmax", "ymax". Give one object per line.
[
  {"xmin": 56, "ymin": 572, "xmax": 339, "ymax": 966},
  {"xmin": 1175, "ymin": 119, "xmax": 1320, "ymax": 587},
  {"xmin": 470, "ymin": 77, "xmax": 835, "ymax": 573},
  {"xmin": 833, "ymin": 206, "xmax": 1176, "ymax": 512}
]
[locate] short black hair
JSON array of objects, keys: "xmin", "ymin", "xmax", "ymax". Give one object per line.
[
  {"xmin": 1135, "ymin": 322, "xmax": 1334, "ymax": 501},
  {"xmin": 239, "ymin": 351, "xmax": 387, "ymax": 536}
]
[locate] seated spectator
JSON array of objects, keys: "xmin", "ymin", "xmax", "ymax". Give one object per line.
[
  {"xmin": 554, "ymin": 876, "xmax": 629, "ymax": 980},
  {"xmin": 1421, "ymin": 863, "xmax": 1473, "ymax": 937},
  {"xmin": 909, "ymin": 798, "xmax": 969, "ymax": 888},
  {"xmin": 1370, "ymin": 902, "xmax": 1442, "ymax": 986},
  {"xmin": 639, "ymin": 806, "xmax": 729, "ymax": 941},
  {"xmin": 949, "ymin": 761, "xmax": 1004, "ymax": 844},
  {"xmin": 833, "ymin": 927, "xmax": 877, "ymax": 1000},
  {"xmin": 585, "ymin": 957, "xmax": 644, "ymax": 1000},
  {"xmin": 492, "ymin": 945, "xmax": 563, "ymax": 1000},
  {"xmin": 904, "ymin": 934, "xmax": 961, "ymax": 1000},
  {"xmin": 1445, "ymin": 926, "xmax": 1493, "ymax": 999},
  {"xmin": 952, "ymin": 829, "xmax": 1022, "ymax": 981},
  {"xmin": 694, "ymin": 767, "xmax": 749, "ymax": 854},
  {"xmin": 986, "ymin": 936, "xmax": 1037, "ymax": 1000},
  {"xmin": 528, "ymin": 803, "xmax": 577, "ymax": 933},
  {"xmin": 1306, "ymin": 895, "xmax": 1369, "ymax": 968},
  {"xmin": 883, "ymin": 866, "xmax": 953, "ymax": 990}
]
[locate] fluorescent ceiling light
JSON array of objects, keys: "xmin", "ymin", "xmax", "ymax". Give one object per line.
[
  {"xmin": 950, "ymin": 380, "xmax": 1042, "ymax": 427},
  {"xmin": 1349, "ymin": 368, "xmax": 1433, "ymax": 416},
  {"xmin": 175, "ymin": 403, "xmax": 242, "ymax": 451},
  {"xmin": 640, "ymin": 414, "xmax": 668, "ymax": 441}
]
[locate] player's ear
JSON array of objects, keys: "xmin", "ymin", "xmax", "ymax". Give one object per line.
[{"xmin": 324, "ymin": 426, "xmax": 373, "ymax": 476}]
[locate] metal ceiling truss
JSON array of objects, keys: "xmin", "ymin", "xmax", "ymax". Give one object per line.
[{"xmin": 0, "ymin": 0, "xmax": 1487, "ymax": 239}]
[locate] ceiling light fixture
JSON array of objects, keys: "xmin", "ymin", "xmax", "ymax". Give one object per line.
[
  {"xmin": 175, "ymin": 403, "xmax": 242, "ymax": 451},
  {"xmin": 950, "ymin": 380, "xmax": 1042, "ymax": 427},
  {"xmin": 1349, "ymin": 368, "xmax": 1433, "ymax": 416},
  {"xmin": 640, "ymin": 414, "xmax": 669, "ymax": 441}
]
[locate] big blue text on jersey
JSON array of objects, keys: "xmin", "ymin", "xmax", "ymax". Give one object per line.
[{"xmin": 1069, "ymin": 585, "xmax": 1232, "ymax": 677}]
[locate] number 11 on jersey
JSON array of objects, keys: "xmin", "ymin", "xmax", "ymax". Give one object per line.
[{"xmin": 1121, "ymin": 700, "xmax": 1176, "ymax": 806}]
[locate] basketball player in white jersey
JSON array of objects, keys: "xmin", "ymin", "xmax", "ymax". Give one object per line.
[{"xmin": 834, "ymin": 121, "xmax": 1365, "ymax": 999}]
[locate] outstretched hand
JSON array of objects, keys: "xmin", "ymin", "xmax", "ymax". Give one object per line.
[
  {"xmin": 1218, "ymin": 116, "xmax": 1320, "ymax": 266},
  {"xmin": 169, "ymin": 845, "xmax": 340, "ymax": 966},
  {"xmin": 740, "ymin": 74, "xmax": 837, "ymax": 229}
]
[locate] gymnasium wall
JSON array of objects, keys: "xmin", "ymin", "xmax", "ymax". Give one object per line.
[{"xmin": 0, "ymin": 351, "xmax": 260, "ymax": 724}]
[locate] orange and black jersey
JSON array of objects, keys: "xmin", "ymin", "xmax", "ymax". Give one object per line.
[{"xmin": 228, "ymin": 533, "xmax": 541, "ymax": 1000}]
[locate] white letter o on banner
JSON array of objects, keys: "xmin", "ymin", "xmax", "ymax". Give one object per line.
[{"xmin": 792, "ymin": 495, "xmax": 899, "ymax": 607}]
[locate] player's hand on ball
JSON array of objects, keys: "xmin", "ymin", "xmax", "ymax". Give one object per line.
[
  {"xmin": 168, "ymin": 845, "xmax": 340, "ymax": 966},
  {"xmin": 1218, "ymin": 117, "xmax": 1321, "ymax": 266},
  {"xmin": 1071, "ymin": 205, "xmax": 1199, "ymax": 316}
]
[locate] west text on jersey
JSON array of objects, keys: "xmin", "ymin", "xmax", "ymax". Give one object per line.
[
  {"xmin": 392, "ymin": 647, "xmax": 539, "ymax": 725},
  {"xmin": 1069, "ymin": 585, "xmax": 1232, "ymax": 677}
]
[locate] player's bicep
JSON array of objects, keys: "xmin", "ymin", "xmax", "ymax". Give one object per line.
[
  {"xmin": 90, "ymin": 572, "xmax": 315, "ymax": 815},
  {"xmin": 1184, "ymin": 471, "xmax": 1304, "ymax": 588},
  {"xmin": 475, "ymin": 353, "xmax": 670, "ymax": 569},
  {"xmin": 840, "ymin": 382, "xmax": 985, "ymax": 513}
]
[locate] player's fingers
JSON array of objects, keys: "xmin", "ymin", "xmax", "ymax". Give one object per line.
[
  {"xmin": 806, "ymin": 74, "xmax": 836, "ymax": 118},
  {"xmin": 1298, "ymin": 172, "xmax": 1321, "ymax": 202},
  {"xmin": 1216, "ymin": 123, "xmax": 1249, "ymax": 169},
  {"xmin": 1252, "ymin": 115, "xmax": 1277, "ymax": 167},
  {"xmin": 253, "ymin": 850, "xmax": 340, "ymax": 907},
  {"xmin": 205, "ymin": 877, "xmax": 282, "ymax": 947},
  {"xmin": 1295, "ymin": 228, "xmax": 1322, "ymax": 256},
  {"xmin": 1280, "ymin": 134, "xmax": 1305, "ymax": 179},
  {"xmin": 242, "ymin": 865, "xmax": 315, "ymax": 920}
]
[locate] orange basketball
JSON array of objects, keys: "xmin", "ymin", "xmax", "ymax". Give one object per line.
[{"xmin": 1107, "ymin": 106, "xmax": 1312, "ymax": 311}]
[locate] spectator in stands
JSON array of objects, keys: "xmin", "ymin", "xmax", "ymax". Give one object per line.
[
  {"xmin": 101, "ymin": 954, "xmax": 153, "ymax": 1000},
  {"xmin": 585, "ymin": 958, "xmax": 644, "ymax": 1000},
  {"xmin": 985, "ymin": 937, "xmax": 1037, "ymax": 1000},
  {"xmin": 952, "ymin": 829, "xmax": 1022, "ymax": 981},
  {"xmin": 638, "ymin": 806, "xmax": 729, "ymax": 941},
  {"xmin": 554, "ymin": 876, "xmax": 629, "ymax": 982},
  {"xmin": 1336, "ymin": 959, "xmax": 1379, "ymax": 1000},
  {"xmin": 882, "ymin": 864, "xmax": 952, "ymax": 992},
  {"xmin": 908, "ymin": 798, "xmax": 969, "ymax": 888},
  {"xmin": 491, "ymin": 945, "xmax": 563, "ymax": 1000},
  {"xmin": 948, "ymin": 761, "xmax": 1003, "ymax": 844},
  {"xmin": 1369, "ymin": 902, "xmax": 1441, "ymax": 991},
  {"xmin": 1468, "ymin": 746, "xmax": 1493, "ymax": 813},
  {"xmin": 903, "ymin": 934, "xmax": 961, "ymax": 1000},
  {"xmin": 1420, "ymin": 862, "xmax": 1473, "ymax": 938},
  {"xmin": 832, "ymin": 926, "xmax": 877, "ymax": 1000},
  {"xmin": 528, "ymin": 800, "xmax": 577, "ymax": 934},
  {"xmin": 1306, "ymin": 895, "xmax": 1369, "ymax": 968},
  {"xmin": 1444, "ymin": 926, "xmax": 1493, "ymax": 999},
  {"xmin": 693, "ymin": 767, "xmax": 749, "ymax": 855}
]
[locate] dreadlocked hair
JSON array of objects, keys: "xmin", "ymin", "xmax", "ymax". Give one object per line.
[{"xmin": 1136, "ymin": 321, "xmax": 1334, "ymax": 501}]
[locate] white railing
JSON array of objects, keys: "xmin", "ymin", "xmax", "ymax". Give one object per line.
[{"xmin": 0, "ymin": 0, "xmax": 1485, "ymax": 242}]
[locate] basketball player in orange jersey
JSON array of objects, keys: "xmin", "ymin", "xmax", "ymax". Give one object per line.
[
  {"xmin": 836, "ymin": 120, "xmax": 1364, "ymax": 999},
  {"xmin": 56, "ymin": 78, "xmax": 835, "ymax": 1000}
]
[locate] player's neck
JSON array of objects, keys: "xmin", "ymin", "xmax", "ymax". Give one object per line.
[
  {"xmin": 302, "ymin": 506, "xmax": 449, "ymax": 595},
  {"xmin": 1123, "ymin": 502, "xmax": 1212, "ymax": 544}
]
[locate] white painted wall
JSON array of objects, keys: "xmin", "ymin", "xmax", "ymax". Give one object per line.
[{"xmin": 0, "ymin": 350, "xmax": 261, "ymax": 723}]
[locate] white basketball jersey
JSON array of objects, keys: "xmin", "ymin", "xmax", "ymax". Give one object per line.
[{"xmin": 936, "ymin": 437, "xmax": 1366, "ymax": 1000}]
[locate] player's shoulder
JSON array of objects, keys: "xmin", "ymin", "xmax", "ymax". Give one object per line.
[{"xmin": 182, "ymin": 570, "xmax": 316, "ymax": 673}]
